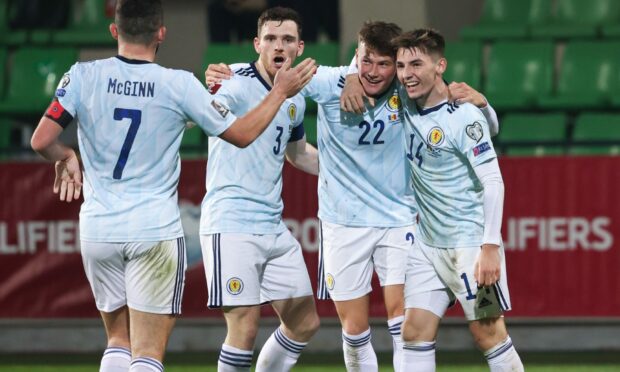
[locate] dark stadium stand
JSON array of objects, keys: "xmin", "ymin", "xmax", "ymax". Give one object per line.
[
  {"xmin": 538, "ymin": 41, "xmax": 620, "ymax": 109},
  {"xmin": 530, "ymin": 0, "xmax": 620, "ymax": 39},
  {"xmin": 497, "ymin": 113, "xmax": 567, "ymax": 156},
  {"xmin": 0, "ymin": 47, "xmax": 77, "ymax": 114},
  {"xmin": 569, "ymin": 113, "xmax": 620, "ymax": 155},
  {"xmin": 52, "ymin": 0, "xmax": 115, "ymax": 46},
  {"xmin": 443, "ymin": 41, "xmax": 482, "ymax": 90},
  {"xmin": 484, "ymin": 41, "xmax": 554, "ymax": 110},
  {"xmin": 460, "ymin": 0, "xmax": 548, "ymax": 40}
]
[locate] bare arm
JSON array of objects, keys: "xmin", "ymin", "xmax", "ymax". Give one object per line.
[
  {"xmin": 285, "ymin": 136, "xmax": 318, "ymax": 175},
  {"xmin": 219, "ymin": 58, "xmax": 316, "ymax": 147},
  {"xmin": 31, "ymin": 116, "xmax": 82, "ymax": 202}
]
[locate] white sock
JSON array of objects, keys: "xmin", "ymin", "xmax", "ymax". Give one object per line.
[
  {"xmin": 342, "ymin": 328, "xmax": 378, "ymax": 372},
  {"xmin": 129, "ymin": 357, "xmax": 163, "ymax": 372},
  {"xmin": 484, "ymin": 336, "xmax": 524, "ymax": 372},
  {"xmin": 256, "ymin": 327, "xmax": 307, "ymax": 372},
  {"xmin": 387, "ymin": 316, "xmax": 404, "ymax": 372},
  {"xmin": 100, "ymin": 347, "xmax": 131, "ymax": 372},
  {"xmin": 401, "ymin": 341, "xmax": 436, "ymax": 372},
  {"xmin": 218, "ymin": 344, "xmax": 253, "ymax": 371}
]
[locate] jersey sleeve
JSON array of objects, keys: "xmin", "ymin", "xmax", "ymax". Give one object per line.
[
  {"xmin": 180, "ymin": 73, "xmax": 237, "ymax": 137},
  {"xmin": 301, "ymin": 65, "xmax": 348, "ymax": 104},
  {"xmin": 289, "ymin": 99, "xmax": 307, "ymax": 142},
  {"xmin": 45, "ymin": 63, "xmax": 81, "ymax": 128},
  {"xmin": 452, "ymin": 105, "xmax": 497, "ymax": 167}
]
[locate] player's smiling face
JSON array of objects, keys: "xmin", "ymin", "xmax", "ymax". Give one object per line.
[
  {"xmin": 254, "ymin": 20, "xmax": 304, "ymax": 82},
  {"xmin": 396, "ymin": 47, "xmax": 446, "ymax": 104},
  {"xmin": 356, "ymin": 41, "xmax": 396, "ymax": 97}
]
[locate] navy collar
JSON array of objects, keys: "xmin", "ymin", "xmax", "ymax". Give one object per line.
[
  {"xmin": 115, "ymin": 55, "xmax": 152, "ymax": 64},
  {"xmin": 250, "ymin": 61, "xmax": 272, "ymax": 91},
  {"xmin": 416, "ymin": 101, "xmax": 447, "ymax": 116}
]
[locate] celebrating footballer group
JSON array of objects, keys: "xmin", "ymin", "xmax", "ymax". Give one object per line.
[{"xmin": 31, "ymin": 0, "xmax": 524, "ymax": 371}]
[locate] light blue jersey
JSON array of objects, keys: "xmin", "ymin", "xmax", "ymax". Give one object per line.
[
  {"xmin": 57, "ymin": 56, "xmax": 236, "ymax": 242},
  {"xmin": 301, "ymin": 66, "xmax": 416, "ymax": 227},
  {"xmin": 401, "ymin": 94, "xmax": 497, "ymax": 248},
  {"xmin": 200, "ymin": 62, "xmax": 306, "ymax": 234}
]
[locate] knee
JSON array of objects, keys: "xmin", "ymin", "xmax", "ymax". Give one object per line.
[
  {"xmin": 401, "ymin": 321, "xmax": 432, "ymax": 343},
  {"xmin": 290, "ymin": 312, "xmax": 320, "ymax": 341}
]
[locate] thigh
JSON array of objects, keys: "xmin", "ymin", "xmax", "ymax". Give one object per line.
[
  {"xmin": 261, "ymin": 230, "xmax": 313, "ymax": 303},
  {"xmin": 80, "ymin": 240, "xmax": 126, "ymax": 312},
  {"xmin": 404, "ymin": 239, "xmax": 455, "ymax": 318},
  {"xmin": 441, "ymin": 246, "xmax": 511, "ymax": 321},
  {"xmin": 125, "ymin": 238, "xmax": 186, "ymax": 315},
  {"xmin": 319, "ymin": 221, "xmax": 377, "ymax": 301},
  {"xmin": 100, "ymin": 306, "xmax": 130, "ymax": 348},
  {"xmin": 201, "ymin": 233, "xmax": 266, "ymax": 308},
  {"xmin": 222, "ymin": 305, "xmax": 262, "ymax": 350},
  {"xmin": 373, "ymin": 224, "xmax": 415, "ymax": 287}
]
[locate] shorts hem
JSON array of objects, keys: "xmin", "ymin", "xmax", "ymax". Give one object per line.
[
  {"xmin": 96, "ymin": 301, "xmax": 127, "ymax": 313},
  {"xmin": 327, "ymin": 287, "xmax": 372, "ymax": 302},
  {"xmin": 127, "ymin": 302, "xmax": 178, "ymax": 315}
]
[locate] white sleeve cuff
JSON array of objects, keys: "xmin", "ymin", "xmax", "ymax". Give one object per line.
[{"xmin": 480, "ymin": 100, "xmax": 499, "ymax": 137}]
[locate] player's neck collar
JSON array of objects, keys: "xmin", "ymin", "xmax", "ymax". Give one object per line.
[
  {"xmin": 115, "ymin": 55, "xmax": 152, "ymax": 65},
  {"xmin": 416, "ymin": 101, "xmax": 447, "ymax": 116},
  {"xmin": 250, "ymin": 61, "xmax": 272, "ymax": 91}
]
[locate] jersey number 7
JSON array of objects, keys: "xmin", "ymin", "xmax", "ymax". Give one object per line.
[{"xmin": 113, "ymin": 108, "xmax": 142, "ymax": 180}]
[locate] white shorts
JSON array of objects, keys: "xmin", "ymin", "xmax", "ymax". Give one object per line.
[
  {"xmin": 81, "ymin": 238, "xmax": 186, "ymax": 315},
  {"xmin": 201, "ymin": 230, "xmax": 313, "ymax": 308},
  {"xmin": 404, "ymin": 238, "xmax": 511, "ymax": 321},
  {"xmin": 317, "ymin": 221, "xmax": 415, "ymax": 301}
]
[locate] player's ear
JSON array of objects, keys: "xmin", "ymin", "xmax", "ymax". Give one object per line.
[
  {"xmin": 436, "ymin": 57, "xmax": 447, "ymax": 75},
  {"xmin": 109, "ymin": 23, "xmax": 119, "ymax": 40},
  {"xmin": 157, "ymin": 26, "xmax": 166, "ymax": 43},
  {"xmin": 296, "ymin": 40, "xmax": 304, "ymax": 57},
  {"xmin": 253, "ymin": 37, "xmax": 261, "ymax": 54}
]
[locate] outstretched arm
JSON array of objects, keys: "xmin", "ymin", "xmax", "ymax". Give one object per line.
[
  {"xmin": 285, "ymin": 136, "xmax": 318, "ymax": 175},
  {"xmin": 219, "ymin": 58, "xmax": 317, "ymax": 147}
]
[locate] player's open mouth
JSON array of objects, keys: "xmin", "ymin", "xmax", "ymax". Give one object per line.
[
  {"xmin": 273, "ymin": 56, "xmax": 285, "ymax": 67},
  {"xmin": 405, "ymin": 81, "xmax": 420, "ymax": 88}
]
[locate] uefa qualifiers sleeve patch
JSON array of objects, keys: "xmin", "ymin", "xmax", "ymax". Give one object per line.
[
  {"xmin": 44, "ymin": 99, "xmax": 74, "ymax": 128},
  {"xmin": 210, "ymin": 99, "xmax": 229, "ymax": 118},
  {"xmin": 473, "ymin": 141, "xmax": 491, "ymax": 157}
]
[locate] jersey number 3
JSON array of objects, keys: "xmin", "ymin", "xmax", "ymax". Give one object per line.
[{"xmin": 113, "ymin": 108, "xmax": 142, "ymax": 180}]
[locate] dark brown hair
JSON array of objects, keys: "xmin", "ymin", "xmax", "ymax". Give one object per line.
[
  {"xmin": 257, "ymin": 7, "xmax": 303, "ymax": 39},
  {"xmin": 358, "ymin": 21, "xmax": 402, "ymax": 58},
  {"xmin": 115, "ymin": 0, "xmax": 163, "ymax": 45},
  {"xmin": 391, "ymin": 28, "xmax": 445, "ymax": 59}
]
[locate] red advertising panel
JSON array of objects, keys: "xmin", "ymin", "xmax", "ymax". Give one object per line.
[{"xmin": 0, "ymin": 157, "xmax": 618, "ymax": 318}]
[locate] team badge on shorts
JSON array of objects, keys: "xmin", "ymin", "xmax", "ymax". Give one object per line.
[
  {"xmin": 226, "ymin": 277, "xmax": 244, "ymax": 295},
  {"xmin": 387, "ymin": 94, "xmax": 401, "ymax": 112},
  {"xmin": 325, "ymin": 273, "xmax": 335, "ymax": 290},
  {"xmin": 288, "ymin": 103, "xmax": 297, "ymax": 123},
  {"xmin": 427, "ymin": 127, "xmax": 445, "ymax": 147}
]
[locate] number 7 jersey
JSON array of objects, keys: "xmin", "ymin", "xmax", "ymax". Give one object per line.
[{"xmin": 56, "ymin": 56, "xmax": 236, "ymax": 242}]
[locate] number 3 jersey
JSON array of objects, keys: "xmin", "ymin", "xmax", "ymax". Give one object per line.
[
  {"xmin": 200, "ymin": 62, "xmax": 306, "ymax": 235},
  {"xmin": 301, "ymin": 66, "xmax": 417, "ymax": 227},
  {"xmin": 401, "ymin": 96, "xmax": 498, "ymax": 248},
  {"xmin": 55, "ymin": 56, "xmax": 236, "ymax": 242}
]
